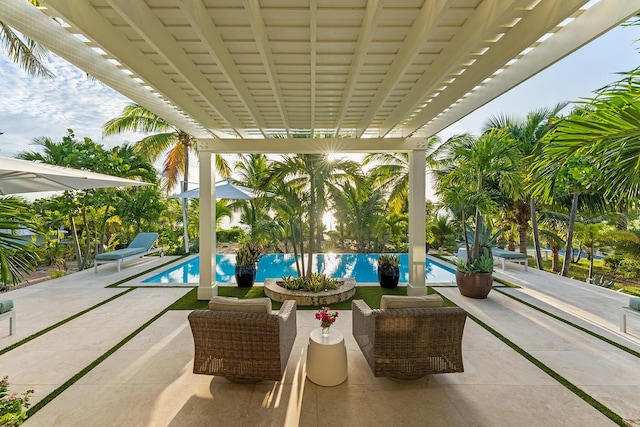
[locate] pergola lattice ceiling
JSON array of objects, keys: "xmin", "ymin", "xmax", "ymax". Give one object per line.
[{"xmin": 3, "ymin": 0, "xmax": 640, "ymax": 145}]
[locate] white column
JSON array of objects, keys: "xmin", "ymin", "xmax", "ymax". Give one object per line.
[
  {"xmin": 197, "ymin": 151, "xmax": 217, "ymax": 300},
  {"xmin": 408, "ymin": 149, "xmax": 427, "ymax": 296}
]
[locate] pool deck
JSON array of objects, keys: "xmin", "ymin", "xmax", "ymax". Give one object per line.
[{"xmin": 1, "ymin": 254, "xmax": 640, "ymax": 426}]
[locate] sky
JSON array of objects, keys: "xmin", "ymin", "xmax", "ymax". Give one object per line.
[{"xmin": 0, "ymin": 20, "xmax": 639, "ymax": 171}]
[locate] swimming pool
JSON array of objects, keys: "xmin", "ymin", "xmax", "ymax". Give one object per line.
[{"xmin": 143, "ymin": 253, "xmax": 456, "ymax": 284}]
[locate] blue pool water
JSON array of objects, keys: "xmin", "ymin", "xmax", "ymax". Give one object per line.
[{"xmin": 143, "ymin": 253, "xmax": 456, "ymax": 284}]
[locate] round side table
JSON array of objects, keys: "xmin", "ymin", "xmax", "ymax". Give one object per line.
[{"xmin": 306, "ymin": 327, "xmax": 348, "ymax": 386}]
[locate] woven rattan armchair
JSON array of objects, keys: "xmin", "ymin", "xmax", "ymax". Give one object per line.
[
  {"xmin": 352, "ymin": 299, "xmax": 467, "ymax": 379},
  {"xmin": 188, "ymin": 300, "xmax": 297, "ymax": 382}
]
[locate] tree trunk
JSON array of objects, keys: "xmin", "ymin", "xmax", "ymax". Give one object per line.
[
  {"xmin": 561, "ymin": 193, "xmax": 579, "ymax": 277},
  {"xmin": 587, "ymin": 244, "xmax": 594, "ymax": 283},
  {"xmin": 182, "ymin": 146, "xmax": 190, "ymax": 253},
  {"xmin": 81, "ymin": 207, "xmax": 91, "ymax": 270},
  {"xmin": 471, "ymin": 208, "xmax": 482, "ymax": 260},
  {"xmin": 307, "ymin": 177, "xmax": 316, "ymax": 277},
  {"xmin": 69, "ymin": 214, "xmax": 83, "ymax": 271},
  {"xmin": 530, "ymin": 198, "xmax": 543, "ymax": 270},
  {"xmin": 552, "ymin": 247, "xmax": 561, "ymax": 273}
]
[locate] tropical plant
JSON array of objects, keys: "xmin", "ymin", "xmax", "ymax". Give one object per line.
[
  {"xmin": 436, "ymin": 129, "xmax": 520, "ymax": 273},
  {"xmin": 279, "ymin": 273, "xmax": 340, "ymax": 292},
  {"xmin": 0, "ymin": 375, "xmax": 34, "ymax": 426},
  {"xmin": 235, "ymin": 243, "xmax": 262, "ymax": 266},
  {"xmin": 378, "ymin": 254, "xmax": 399, "ymax": 268},
  {"xmin": 0, "ymin": 197, "xmax": 40, "ymax": 286}
]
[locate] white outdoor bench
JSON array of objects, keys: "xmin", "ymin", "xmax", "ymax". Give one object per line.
[
  {"xmin": 0, "ymin": 309, "xmax": 16, "ymax": 336},
  {"xmin": 620, "ymin": 307, "xmax": 640, "ymax": 333},
  {"xmin": 456, "ymin": 248, "xmax": 528, "ymax": 271}
]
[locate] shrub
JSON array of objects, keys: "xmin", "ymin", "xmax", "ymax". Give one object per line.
[
  {"xmin": 279, "ymin": 273, "xmax": 341, "ymax": 292},
  {"xmin": 217, "ymin": 227, "xmax": 246, "ymax": 243},
  {"xmin": 616, "ymin": 258, "xmax": 640, "ymax": 279},
  {"xmin": 0, "ymin": 376, "xmax": 33, "ymax": 426}
]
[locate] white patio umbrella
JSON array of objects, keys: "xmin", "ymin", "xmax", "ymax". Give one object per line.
[
  {"xmin": 0, "ymin": 156, "xmax": 150, "ymax": 195},
  {"xmin": 168, "ymin": 178, "xmax": 275, "ymax": 200}
]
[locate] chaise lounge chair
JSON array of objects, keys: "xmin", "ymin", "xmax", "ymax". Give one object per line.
[
  {"xmin": 491, "ymin": 248, "xmax": 528, "ymax": 271},
  {"xmin": 94, "ymin": 232, "xmax": 160, "ymax": 272}
]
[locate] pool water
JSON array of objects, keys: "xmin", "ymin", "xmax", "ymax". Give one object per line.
[{"xmin": 143, "ymin": 253, "xmax": 456, "ymax": 284}]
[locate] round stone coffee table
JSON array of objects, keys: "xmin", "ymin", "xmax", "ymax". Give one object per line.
[{"xmin": 306, "ymin": 327, "xmax": 348, "ymax": 386}]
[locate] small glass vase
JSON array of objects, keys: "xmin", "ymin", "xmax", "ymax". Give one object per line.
[{"xmin": 321, "ymin": 325, "xmax": 331, "ymax": 337}]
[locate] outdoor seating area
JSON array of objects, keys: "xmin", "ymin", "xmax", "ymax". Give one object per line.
[{"xmin": 2, "ymin": 255, "xmax": 640, "ymax": 426}]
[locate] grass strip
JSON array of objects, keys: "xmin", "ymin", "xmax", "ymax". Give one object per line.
[
  {"xmin": 106, "ymin": 254, "xmax": 190, "ymax": 288},
  {"xmin": 168, "ymin": 285, "xmax": 411, "ymax": 311},
  {"xmin": 25, "ymin": 305, "xmax": 172, "ymax": 419},
  {"xmin": 494, "ymin": 287, "xmax": 640, "ymax": 359},
  {"xmin": 432, "ymin": 290, "xmax": 626, "ymax": 426},
  {"xmin": 0, "ymin": 288, "xmax": 134, "ymax": 356}
]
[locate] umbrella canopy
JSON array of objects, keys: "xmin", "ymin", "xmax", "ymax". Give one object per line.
[
  {"xmin": 0, "ymin": 156, "xmax": 150, "ymax": 195},
  {"xmin": 168, "ymin": 179, "xmax": 274, "ymax": 200}
]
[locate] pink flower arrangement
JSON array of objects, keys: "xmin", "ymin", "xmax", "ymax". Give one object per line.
[
  {"xmin": 1, "ymin": 375, "xmax": 34, "ymax": 426},
  {"xmin": 315, "ymin": 306, "xmax": 339, "ymax": 328}
]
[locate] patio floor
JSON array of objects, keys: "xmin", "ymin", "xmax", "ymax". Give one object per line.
[{"xmin": 1, "ymin": 255, "xmax": 639, "ymax": 426}]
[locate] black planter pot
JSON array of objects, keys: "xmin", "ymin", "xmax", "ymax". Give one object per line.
[
  {"xmin": 235, "ymin": 265, "xmax": 257, "ymax": 287},
  {"xmin": 377, "ymin": 266, "xmax": 400, "ymax": 288}
]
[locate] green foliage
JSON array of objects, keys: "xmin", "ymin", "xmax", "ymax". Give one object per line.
[
  {"xmin": 0, "ymin": 376, "xmax": 34, "ymax": 426},
  {"xmin": 280, "ymin": 273, "xmax": 341, "ymax": 292},
  {"xmin": 0, "ymin": 198, "xmax": 40, "ymax": 286},
  {"xmin": 616, "ymin": 258, "xmax": 640, "ymax": 279},
  {"xmin": 217, "ymin": 227, "xmax": 246, "ymax": 243},
  {"xmin": 235, "ymin": 243, "xmax": 262, "ymax": 266},
  {"xmin": 455, "ymin": 255, "xmax": 494, "ymax": 274},
  {"xmin": 378, "ymin": 254, "xmax": 399, "ymax": 267}
]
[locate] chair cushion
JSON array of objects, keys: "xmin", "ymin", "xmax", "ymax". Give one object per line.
[
  {"xmin": 629, "ymin": 297, "xmax": 640, "ymax": 311},
  {"xmin": 208, "ymin": 296, "xmax": 272, "ymax": 313},
  {"xmin": 95, "ymin": 247, "xmax": 147, "ymax": 260},
  {"xmin": 380, "ymin": 295, "xmax": 443, "ymax": 310},
  {"xmin": 128, "ymin": 232, "xmax": 159, "ymax": 250},
  {"xmin": 0, "ymin": 300, "xmax": 14, "ymax": 314}
]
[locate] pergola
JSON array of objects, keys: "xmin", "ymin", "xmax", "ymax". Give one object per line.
[{"xmin": 3, "ymin": 0, "xmax": 639, "ymax": 299}]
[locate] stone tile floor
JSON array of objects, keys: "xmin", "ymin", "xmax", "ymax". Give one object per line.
[{"xmin": 1, "ymin": 255, "xmax": 639, "ymax": 426}]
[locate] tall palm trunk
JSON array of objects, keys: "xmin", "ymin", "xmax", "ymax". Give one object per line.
[
  {"xmin": 561, "ymin": 193, "xmax": 579, "ymax": 277},
  {"xmin": 181, "ymin": 140, "xmax": 190, "ymax": 253},
  {"xmin": 530, "ymin": 198, "xmax": 544, "ymax": 269},
  {"xmin": 69, "ymin": 214, "xmax": 83, "ymax": 271},
  {"xmin": 307, "ymin": 176, "xmax": 316, "ymax": 277}
]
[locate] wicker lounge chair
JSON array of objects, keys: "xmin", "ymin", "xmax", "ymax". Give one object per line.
[
  {"xmin": 352, "ymin": 299, "xmax": 467, "ymax": 379},
  {"xmin": 188, "ymin": 299, "xmax": 297, "ymax": 382},
  {"xmin": 94, "ymin": 232, "xmax": 160, "ymax": 272}
]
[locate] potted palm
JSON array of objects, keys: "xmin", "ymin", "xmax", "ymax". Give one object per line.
[
  {"xmin": 377, "ymin": 254, "xmax": 400, "ymax": 288},
  {"xmin": 234, "ymin": 243, "xmax": 262, "ymax": 287},
  {"xmin": 439, "ymin": 130, "xmax": 519, "ymax": 299}
]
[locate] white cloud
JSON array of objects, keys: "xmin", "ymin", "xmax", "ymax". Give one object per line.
[{"xmin": 0, "ymin": 54, "xmax": 142, "ymax": 157}]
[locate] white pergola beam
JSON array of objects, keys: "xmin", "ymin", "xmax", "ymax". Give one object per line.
[
  {"xmin": 333, "ymin": 0, "xmax": 383, "ymax": 137},
  {"xmin": 403, "ymin": 0, "xmax": 587, "ymax": 135},
  {"xmin": 356, "ymin": 0, "xmax": 450, "ymax": 137},
  {"xmin": 107, "ymin": 0, "xmax": 249, "ymax": 137},
  {"xmin": 243, "ymin": 0, "xmax": 290, "ymax": 136},
  {"xmin": 198, "ymin": 137, "xmax": 429, "ymax": 154},
  {"xmin": 419, "ymin": 0, "xmax": 640, "ymax": 137},
  {"xmin": 379, "ymin": 0, "xmax": 523, "ymax": 137},
  {"xmin": 180, "ymin": 0, "xmax": 268, "ymax": 137}
]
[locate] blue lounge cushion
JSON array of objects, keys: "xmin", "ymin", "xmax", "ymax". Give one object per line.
[
  {"xmin": 95, "ymin": 247, "xmax": 147, "ymax": 260},
  {"xmin": 492, "ymin": 248, "xmax": 527, "ymax": 260},
  {"xmin": 629, "ymin": 297, "xmax": 640, "ymax": 311},
  {"xmin": 127, "ymin": 232, "xmax": 159, "ymax": 250},
  {"xmin": 0, "ymin": 300, "xmax": 14, "ymax": 314}
]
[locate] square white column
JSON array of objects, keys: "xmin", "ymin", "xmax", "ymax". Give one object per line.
[
  {"xmin": 197, "ymin": 151, "xmax": 217, "ymax": 300},
  {"xmin": 408, "ymin": 149, "xmax": 427, "ymax": 296}
]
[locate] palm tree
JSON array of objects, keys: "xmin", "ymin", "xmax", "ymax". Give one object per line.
[
  {"xmin": 364, "ymin": 135, "xmax": 442, "ymax": 213},
  {"xmin": 482, "ymin": 103, "xmax": 567, "ymax": 266},
  {"xmin": 436, "ymin": 130, "xmax": 520, "ymax": 263},
  {"xmin": 0, "ymin": 0, "xmax": 54, "ymax": 79},
  {"xmin": 103, "ymin": 103, "xmax": 231, "ymax": 252},
  {"xmin": 272, "ymin": 154, "xmax": 360, "ymax": 276},
  {"xmin": 330, "ymin": 176, "xmax": 385, "ymax": 252}
]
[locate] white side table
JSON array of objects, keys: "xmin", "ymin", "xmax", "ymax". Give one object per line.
[{"xmin": 306, "ymin": 327, "xmax": 348, "ymax": 386}]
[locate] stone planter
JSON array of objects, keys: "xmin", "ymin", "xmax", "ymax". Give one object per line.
[
  {"xmin": 235, "ymin": 265, "xmax": 256, "ymax": 288},
  {"xmin": 455, "ymin": 270, "xmax": 493, "ymax": 299},
  {"xmin": 377, "ymin": 266, "xmax": 400, "ymax": 288},
  {"xmin": 264, "ymin": 278, "xmax": 356, "ymax": 306}
]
